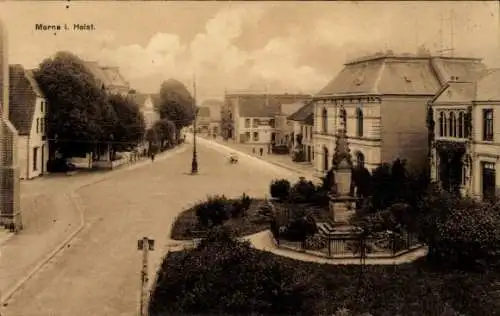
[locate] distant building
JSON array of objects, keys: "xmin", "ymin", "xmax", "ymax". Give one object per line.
[
  {"xmin": 9, "ymin": 64, "xmax": 49, "ymax": 179},
  {"xmin": 429, "ymin": 68, "xmax": 500, "ymax": 200},
  {"xmin": 288, "ymin": 101, "xmax": 314, "ymax": 162},
  {"xmin": 130, "ymin": 92, "xmax": 160, "ymax": 129},
  {"xmin": 221, "ymin": 92, "xmax": 311, "ymax": 144},
  {"xmin": 313, "ymin": 53, "xmax": 486, "ymax": 177},
  {"xmin": 202, "ymin": 99, "xmax": 224, "ymax": 136},
  {"xmin": 196, "ymin": 106, "xmax": 211, "ymax": 133},
  {"xmin": 84, "ymin": 61, "xmax": 130, "ymax": 96}
]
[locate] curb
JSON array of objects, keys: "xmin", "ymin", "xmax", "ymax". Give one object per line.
[{"xmin": 0, "ymin": 145, "xmax": 187, "ymax": 305}]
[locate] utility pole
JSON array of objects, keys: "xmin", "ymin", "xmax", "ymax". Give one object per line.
[
  {"xmin": 191, "ymin": 72, "xmax": 199, "ymax": 175},
  {"xmin": 137, "ymin": 237, "xmax": 155, "ymax": 316}
]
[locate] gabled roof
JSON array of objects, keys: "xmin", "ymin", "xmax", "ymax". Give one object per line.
[
  {"xmin": 101, "ymin": 66, "xmax": 129, "ymax": 87},
  {"xmin": 83, "ymin": 61, "xmax": 110, "ymax": 86},
  {"xmin": 237, "ymin": 95, "xmax": 281, "ymax": 118},
  {"xmin": 304, "ymin": 112, "xmax": 314, "ymax": 126},
  {"xmin": 8, "ymin": 64, "xmax": 42, "ymax": 136},
  {"xmin": 431, "ymin": 82, "xmax": 476, "ymax": 104},
  {"xmin": 288, "ymin": 101, "xmax": 314, "ymax": 122},
  {"xmin": 316, "ymin": 55, "xmax": 485, "ymax": 98},
  {"xmin": 475, "ymin": 69, "xmax": 500, "ymax": 101}
]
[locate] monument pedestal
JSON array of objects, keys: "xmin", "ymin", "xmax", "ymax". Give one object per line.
[{"xmin": 328, "ymin": 193, "xmax": 359, "ymax": 232}]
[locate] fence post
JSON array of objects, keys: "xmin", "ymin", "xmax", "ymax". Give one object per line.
[{"xmin": 392, "ymin": 232, "xmax": 396, "ymax": 256}]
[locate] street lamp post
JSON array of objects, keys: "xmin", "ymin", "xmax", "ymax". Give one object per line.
[
  {"xmin": 191, "ymin": 109, "xmax": 199, "ymax": 174},
  {"xmin": 191, "ymin": 73, "xmax": 199, "ymax": 175}
]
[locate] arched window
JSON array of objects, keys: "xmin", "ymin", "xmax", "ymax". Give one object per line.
[
  {"xmin": 322, "ymin": 108, "xmax": 328, "ymax": 133},
  {"xmin": 340, "ymin": 108, "xmax": 347, "ymax": 130},
  {"xmin": 458, "ymin": 112, "xmax": 464, "ymax": 138},
  {"xmin": 439, "ymin": 112, "xmax": 445, "ymax": 137},
  {"xmin": 448, "ymin": 112, "xmax": 454, "ymax": 137},
  {"xmin": 451, "ymin": 112, "xmax": 457, "ymax": 137},
  {"xmin": 356, "ymin": 151, "xmax": 365, "ymax": 169},
  {"xmin": 356, "ymin": 107, "xmax": 364, "ymax": 137},
  {"xmin": 323, "ymin": 146, "xmax": 329, "ymax": 171}
]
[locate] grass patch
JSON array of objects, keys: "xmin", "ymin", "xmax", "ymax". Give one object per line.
[
  {"xmin": 170, "ymin": 198, "xmax": 271, "ymax": 240},
  {"xmin": 153, "ymin": 246, "xmax": 500, "ymax": 316}
]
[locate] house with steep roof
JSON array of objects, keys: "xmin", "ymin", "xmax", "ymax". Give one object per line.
[
  {"xmin": 287, "ymin": 101, "xmax": 315, "ymax": 162},
  {"xmin": 429, "ymin": 68, "xmax": 500, "ymax": 200},
  {"xmin": 222, "ymin": 92, "xmax": 311, "ymax": 144},
  {"xmin": 202, "ymin": 99, "xmax": 224, "ymax": 136},
  {"xmin": 9, "ymin": 64, "xmax": 49, "ymax": 179},
  {"xmin": 313, "ymin": 52, "xmax": 486, "ymax": 176},
  {"xmin": 84, "ymin": 61, "xmax": 130, "ymax": 96},
  {"xmin": 195, "ymin": 106, "xmax": 211, "ymax": 134}
]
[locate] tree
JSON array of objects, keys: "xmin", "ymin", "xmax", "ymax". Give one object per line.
[
  {"xmin": 107, "ymin": 94, "xmax": 146, "ymax": 154},
  {"xmin": 153, "ymin": 119, "xmax": 176, "ymax": 150},
  {"xmin": 35, "ymin": 51, "xmax": 109, "ymax": 157},
  {"xmin": 156, "ymin": 79, "xmax": 195, "ymax": 139}
]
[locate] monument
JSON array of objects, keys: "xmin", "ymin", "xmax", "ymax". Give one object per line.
[
  {"xmin": 328, "ymin": 128, "xmax": 359, "ymax": 231},
  {"xmin": 0, "ymin": 19, "xmax": 22, "ymax": 231}
]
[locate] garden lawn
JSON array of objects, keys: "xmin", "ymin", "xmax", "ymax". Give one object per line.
[
  {"xmin": 153, "ymin": 248, "xmax": 500, "ymax": 316},
  {"xmin": 170, "ymin": 199, "xmax": 271, "ymax": 240}
]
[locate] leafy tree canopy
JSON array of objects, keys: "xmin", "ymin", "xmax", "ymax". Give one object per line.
[
  {"xmin": 107, "ymin": 94, "xmax": 146, "ymax": 151},
  {"xmin": 35, "ymin": 51, "xmax": 109, "ymax": 156},
  {"xmin": 156, "ymin": 79, "xmax": 195, "ymax": 132}
]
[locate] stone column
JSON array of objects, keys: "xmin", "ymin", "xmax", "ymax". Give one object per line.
[{"xmin": 0, "ymin": 19, "xmax": 22, "ymax": 231}]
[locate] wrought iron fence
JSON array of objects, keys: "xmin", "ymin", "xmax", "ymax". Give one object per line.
[{"xmin": 276, "ymin": 230, "xmax": 421, "ymax": 259}]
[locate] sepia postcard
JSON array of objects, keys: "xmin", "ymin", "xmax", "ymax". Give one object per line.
[{"xmin": 0, "ymin": 1, "xmax": 499, "ymax": 316}]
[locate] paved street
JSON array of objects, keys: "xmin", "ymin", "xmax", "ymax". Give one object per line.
[{"xmin": 2, "ymin": 139, "xmax": 302, "ymax": 316}]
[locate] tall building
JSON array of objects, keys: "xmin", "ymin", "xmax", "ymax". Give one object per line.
[{"xmin": 0, "ymin": 19, "xmax": 21, "ymax": 231}]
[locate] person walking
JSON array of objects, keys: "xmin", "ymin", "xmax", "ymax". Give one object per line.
[
  {"xmin": 259, "ymin": 148, "xmax": 263, "ymax": 156},
  {"xmin": 151, "ymin": 153, "xmax": 155, "ymax": 162}
]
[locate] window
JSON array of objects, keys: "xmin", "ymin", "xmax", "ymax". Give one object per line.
[
  {"xmin": 253, "ymin": 119, "xmax": 260, "ymax": 127},
  {"xmin": 458, "ymin": 112, "xmax": 464, "ymax": 138},
  {"xmin": 483, "ymin": 109, "xmax": 494, "ymax": 141},
  {"xmin": 245, "ymin": 118, "xmax": 251, "ymax": 128},
  {"xmin": 448, "ymin": 112, "xmax": 456, "ymax": 137},
  {"xmin": 269, "ymin": 119, "xmax": 275, "ymax": 128},
  {"xmin": 356, "ymin": 107, "xmax": 364, "ymax": 137},
  {"xmin": 322, "ymin": 108, "xmax": 328, "ymax": 133},
  {"xmin": 36, "ymin": 118, "xmax": 40, "ymax": 133},
  {"xmin": 41, "ymin": 120, "xmax": 44, "ymax": 134},
  {"xmin": 40, "ymin": 100, "xmax": 44, "ymax": 113},
  {"xmin": 482, "ymin": 162, "xmax": 496, "ymax": 201},
  {"xmin": 323, "ymin": 146, "xmax": 329, "ymax": 171},
  {"xmin": 253, "ymin": 132, "xmax": 259, "ymax": 141},
  {"xmin": 439, "ymin": 112, "xmax": 445, "ymax": 137},
  {"xmin": 33, "ymin": 147, "xmax": 38, "ymax": 171},
  {"xmin": 245, "ymin": 132, "xmax": 251, "ymax": 141}
]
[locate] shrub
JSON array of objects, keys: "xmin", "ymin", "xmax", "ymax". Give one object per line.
[
  {"xmin": 272, "ymin": 145, "xmax": 290, "ymax": 155},
  {"xmin": 418, "ymin": 187, "xmax": 500, "ymax": 271},
  {"xmin": 282, "ymin": 216, "xmax": 318, "ymax": 242},
  {"xmin": 194, "ymin": 195, "xmax": 232, "ymax": 227},
  {"xmin": 270, "ymin": 179, "xmax": 291, "ymax": 200},
  {"xmin": 290, "ymin": 177, "xmax": 316, "ymax": 203},
  {"xmin": 292, "ymin": 150, "xmax": 306, "ymax": 162},
  {"xmin": 150, "ymin": 235, "xmax": 321, "ymax": 316}
]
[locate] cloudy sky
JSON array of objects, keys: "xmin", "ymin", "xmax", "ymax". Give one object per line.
[{"xmin": 0, "ymin": 1, "xmax": 498, "ymax": 102}]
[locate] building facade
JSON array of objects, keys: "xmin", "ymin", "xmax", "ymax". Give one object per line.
[
  {"xmin": 84, "ymin": 62, "xmax": 130, "ymax": 96},
  {"xmin": 131, "ymin": 92, "xmax": 160, "ymax": 129},
  {"xmin": 429, "ymin": 69, "xmax": 500, "ymax": 200},
  {"xmin": 313, "ymin": 53, "xmax": 486, "ymax": 177},
  {"xmin": 221, "ymin": 92, "xmax": 311, "ymax": 144},
  {"xmin": 9, "ymin": 65, "xmax": 49, "ymax": 179},
  {"xmin": 288, "ymin": 101, "xmax": 315, "ymax": 162}
]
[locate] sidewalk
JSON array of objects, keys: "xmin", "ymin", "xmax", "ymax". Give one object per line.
[
  {"xmin": 0, "ymin": 144, "xmax": 188, "ymax": 305},
  {"xmin": 202, "ymin": 136, "xmax": 319, "ymax": 181}
]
